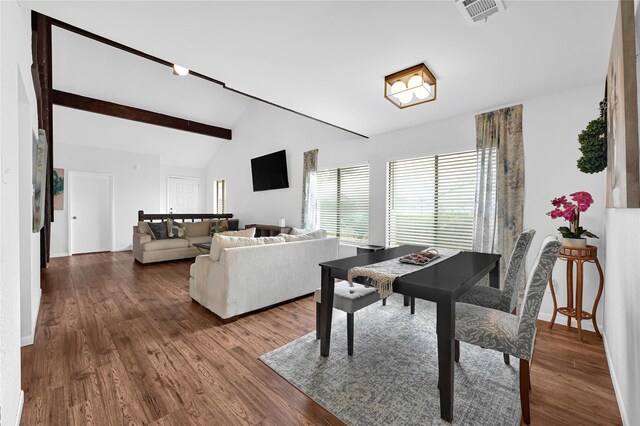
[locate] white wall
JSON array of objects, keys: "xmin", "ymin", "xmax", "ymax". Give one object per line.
[
  {"xmin": 1, "ymin": 1, "xmax": 36, "ymax": 423},
  {"xmin": 207, "ymin": 83, "xmax": 607, "ymax": 327},
  {"xmin": 51, "ymin": 143, "xmax": 162, "ymax": 254},
  {"xmin": 50, "ymin": 142, "xmax": 208, "ymax": 255},
  {"xmin": 522, "ymin": 85, "xmax": 606, "ymax": 331},
  {"xmin": 603, "ymin": 209, "xmax": 639, "ymax": 425},
  {"xmin": 205, "ymin": 101, "xmax": 359, "ymax": 225}
]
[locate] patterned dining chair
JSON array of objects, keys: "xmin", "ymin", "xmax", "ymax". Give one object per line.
[
  {"xmin": 459, "ymin": 229, "xmax": 535, "ymax": 312},
  {"xmin": 454, "ymin": 236, "xmax": 561, "ymax": 425},
  {"xmin": 457, "ymin": 229, "xmax": 536, "ymax": 364},
  {"xmin": 407, "ymin": 230, "xmax": 535, "ymax": 327}
]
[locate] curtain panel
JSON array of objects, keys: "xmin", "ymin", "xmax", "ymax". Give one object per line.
[
  {"xmin": 473, "ymin": 104, "xmax": 525, "ymax": 289},
  {"xmin": 301, "ymin": 149, "xmax": 319, "ymax": 230}
]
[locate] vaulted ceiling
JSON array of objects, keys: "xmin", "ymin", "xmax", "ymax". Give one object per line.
[{"xmin": 27, "ymin": 0, "xmax": 617, "ymax": 140}]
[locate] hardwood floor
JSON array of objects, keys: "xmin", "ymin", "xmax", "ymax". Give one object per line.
[{"xmin": 21, "ymin": 252, "xmax": 621, "ymax": 425}]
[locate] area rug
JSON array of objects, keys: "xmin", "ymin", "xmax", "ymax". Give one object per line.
[{"xmin": 260, "ymin": 294, "xmax": 521, "ymax": 426}]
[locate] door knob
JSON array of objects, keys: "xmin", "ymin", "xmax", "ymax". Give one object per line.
[{"xmin": 72, "ymin": 216, "xmax": 77, "ymax": 219}]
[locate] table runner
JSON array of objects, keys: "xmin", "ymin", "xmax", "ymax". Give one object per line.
[{"xmin": 347, "ymin": 248, "xmax": 461, "ymax": 298}]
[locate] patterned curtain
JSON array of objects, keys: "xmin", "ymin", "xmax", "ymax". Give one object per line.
[
  {"xmin": 473, "ymin": 104, "xmax": 524, "ymax": 289},
  {"xmin": 301, "ymin": 149, "xmax": 319, "ymax": 230}
]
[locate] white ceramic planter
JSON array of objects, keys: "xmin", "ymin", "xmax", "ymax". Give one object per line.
[{"xmin": 563, "ymin": 237, "xmax": 587, "ymax": 247}]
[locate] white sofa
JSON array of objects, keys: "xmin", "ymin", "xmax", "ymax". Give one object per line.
[{"xmin": 189, "ymin": 237, "xmax": 339, "ymax": 320}]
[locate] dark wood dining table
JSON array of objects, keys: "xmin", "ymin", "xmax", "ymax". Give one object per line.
[{"xmin": 318, "ymin": 245, "xmax": 501, "ymax": 422}]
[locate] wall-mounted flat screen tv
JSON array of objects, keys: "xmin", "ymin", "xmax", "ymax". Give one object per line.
[{"xmin": 251, "ymin": 150, "xmax": 290, "ymax": 192}]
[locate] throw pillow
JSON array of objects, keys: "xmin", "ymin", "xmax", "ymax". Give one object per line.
[
  {"xmin": 148, "ymin": 221, "xmax": 170, "ymax": 240},
  {"xmin": 210, "ymin": 234, "xmax": 285, "ymax": 261},
  {"xmin": 209, "ymin": 219, "xmax": 230, "ymax": 236},
  {"xmin": 306, "ymin": 229, "xmax": 327, "ymax": 239},
  {"xmin": 219, "ymin": 227, "xmax": 256, "ymax": 238},
  {"xmin": 167, "ymin": 219, "xmax": 185, "ymax": 238},
  {"xmin": 137, "ymin": 221, "xmax": 153, "ymax": 236},
  {"xmin": 218, "ymin": 219, "xmax": 229, "ymax": 232},
  {"xmin": 279, "ymin": 229, "xmax": 327, "ymax": 242},
  {"xmin": 184, "ymin": 221, "xmax": 211, "ymax": 237},
  {"xmin": 289, "ymin": 227, "xmax": 308, "ymax": 235}
]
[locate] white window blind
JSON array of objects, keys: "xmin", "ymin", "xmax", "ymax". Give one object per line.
[
  {"xmin": 318, "ymin": 164, "xmax": 369, "ymax": 242},
  {"xmin": 387, "ymin": 150, "xmax": 479, "ymax": 250},
  {"xmin": 213, "ymin": 179, "xmax": 226, "ymax": 214}
]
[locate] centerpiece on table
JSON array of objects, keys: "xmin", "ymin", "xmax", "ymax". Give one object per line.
[{"xmin": 547, "ymin": 191, "xmax": 599, "ymax": 247}]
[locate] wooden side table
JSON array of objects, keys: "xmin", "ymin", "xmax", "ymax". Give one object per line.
[{"xmin": 548, "ymin": 245, "xmax": 604, "ymax": 342}]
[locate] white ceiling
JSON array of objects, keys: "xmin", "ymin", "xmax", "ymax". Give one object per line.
[
  {"xmin": 52, "ymin": 27, "xmax": 251, "ymax": 131},
  {"xmin": 27, "ymin": 0, "xmax": 617, "ymax": 138},
  {"xmin": 51, "ymin": 25, "xmax": 252, "ymax": 168}
]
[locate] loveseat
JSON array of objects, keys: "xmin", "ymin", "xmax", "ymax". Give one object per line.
[
  {"xmin": 189, "ymin": 234, "xmax": 339, "ymax": 320},
  {"xmin": 132, "ymin": 211, "xmax": 239, "ymax": 264}
]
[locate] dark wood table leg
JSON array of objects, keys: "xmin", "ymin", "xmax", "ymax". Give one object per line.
[
  {"xmin": 403, "ymin": 294, "xmax": 410, "ymax": 306},
  {"xmin": 320, "ymin": 266, "xmax": 334, "ymax": 357},
  {"xmin": 489, "ymin": 259, "xmax": 500, "ymax": 288},
  {"xmin": 437, "ymin": 299, "xmax": 455, "ymax": 422}
]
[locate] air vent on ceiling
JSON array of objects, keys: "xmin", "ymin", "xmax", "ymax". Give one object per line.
[{"xmin": 455, "ymin": 0, "xmax": 506, "ymax": 26}]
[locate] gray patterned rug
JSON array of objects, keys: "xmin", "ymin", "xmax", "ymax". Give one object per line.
[{"xmin": 260, "ymin": 294, "xmax": 521, "ymax": 426}]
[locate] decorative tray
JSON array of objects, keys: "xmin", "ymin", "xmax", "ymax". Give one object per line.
[{"xmin": 399, "ymin": 249, "xmax": 440, "ymax": 265}]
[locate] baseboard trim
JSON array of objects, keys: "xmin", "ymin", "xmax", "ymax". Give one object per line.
[
  {"xmin": 536, "ymin": 312, "xmax": 602, "ymax": 333},
  {"xmin": 21, "ymin": 288, "xmax": 42, "ymax": 347},
  {"xmin": 14, "ymin": 390, "xmax": 24, "ymax": 426},
  {"xmin": 602, "ymin": 332, "xmax": 629, "ymax": 425},
  {"xmin": 21, "ymin": 333, "xmax": 34, "ymax": 346},
  {"xmin": 58, "ymin": 248, "xmax": 131, "ymax": 257}
]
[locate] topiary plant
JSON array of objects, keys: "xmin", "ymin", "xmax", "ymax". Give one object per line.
[{"xmin": 577, "ymin": 101, "xmax": 607, "ymax": 174}]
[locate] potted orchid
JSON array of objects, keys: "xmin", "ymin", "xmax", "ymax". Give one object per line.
[{"xmin": 547, "ymin": 191, "xmax": 599, "ymax": 247}]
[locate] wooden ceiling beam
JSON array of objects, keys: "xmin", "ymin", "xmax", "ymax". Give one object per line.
[
  {"xmin": 46, "ymin": 14, "xmax": 368, "ymax": 139},
  {"xmin": 48, "ymin": 17, "xmax": 225, "ymax": 86},
  {"xmin": 52, "ymin": 89, "xmax": 232, "ymax": 140}
]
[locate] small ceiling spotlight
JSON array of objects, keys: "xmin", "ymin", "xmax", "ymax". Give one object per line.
[{"xmin": 173, "ymin": 64, "xmax": 189, "ymax": 76}]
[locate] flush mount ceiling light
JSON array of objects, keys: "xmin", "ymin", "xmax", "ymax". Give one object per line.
[
  {"xmin": 173, "ymin": 64, "xmax": 189, "ymax": 76},
  {"xmin": 384, "ymin": 63, "xmax": 437, "ymax": 109}
]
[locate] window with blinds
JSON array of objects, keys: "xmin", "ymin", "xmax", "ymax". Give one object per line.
[
  {"xmin": 213, "ymin": 179, "xmax": 226, "ymax": 214},
  {"xmin": 387, "ymin": 150, "xmax": 479, "ymax": 250},
  {"xmin": 318, "ymin": 164, "xmax": 369, "ymax": 242}
]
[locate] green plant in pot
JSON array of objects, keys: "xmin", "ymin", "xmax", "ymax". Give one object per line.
[
  {"xmin": 547, "ymin": 191, "xmax": 599, "ymax": 247},
  {"xmin": 577, "ymin": 101, "xmax": 607, "ymax": 174}
]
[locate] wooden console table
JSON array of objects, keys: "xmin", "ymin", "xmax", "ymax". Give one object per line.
[
  {"xmin": 548, "ymin": 245, "xmax": 604, "ymax": 342},
  {"xmin": 245, "ymin": 224, "xmax": 292, "ymax": 237}
]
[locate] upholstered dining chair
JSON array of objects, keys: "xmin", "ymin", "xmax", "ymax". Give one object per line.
[
  {"xmin": 407, "ymin": 229, "xmax": 535, "ymax": 343},
  {"xmin": 457, "ymin": 229, "xmax": 536, "ymax": 364},
  {"xmin": 459, "ymin": 229, "xmax": 536, "ymax": 312},
  {"xmin": 315, "ymin": 281, "xmax": 381, "ymax": 355},
  {"xmin": 454, "ymin": 236, "xmax": 561, "ymax": 425}
]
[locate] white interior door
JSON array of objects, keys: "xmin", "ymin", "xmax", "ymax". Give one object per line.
[
  {"xmin": 69, "ymin": 172, "xmax": 112, "ymax": 254},
  {"xmin": 167, "ymin": 177, "xmax": 200, "ymax": 213}
]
